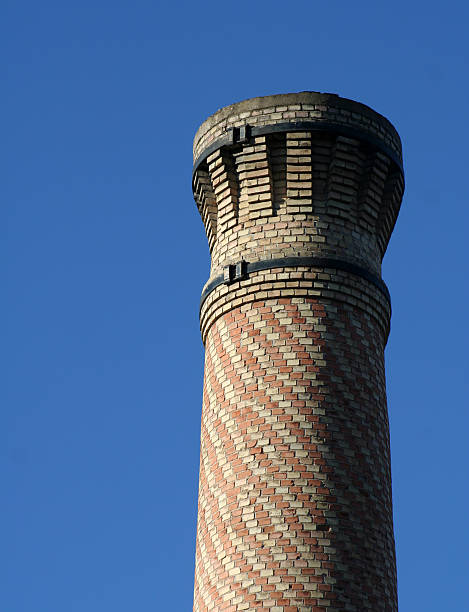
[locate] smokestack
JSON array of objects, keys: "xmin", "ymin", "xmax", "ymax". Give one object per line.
[{"xmin": 192, "ymin": 92, "xmax": 404, "ymax": 611}]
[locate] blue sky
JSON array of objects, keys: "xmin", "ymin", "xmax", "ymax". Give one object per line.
[{"xmin": 2, "ymin": 1, "xmax": 468, "ymax": 610}]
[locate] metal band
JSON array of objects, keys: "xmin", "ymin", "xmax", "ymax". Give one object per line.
[
  {"xmin": 193, "ymin": 121, "xmax": 404, "ymax": 177},
  {"xmin": 200, "ymin": 256, "xmax": 390, "ymax": 311}
]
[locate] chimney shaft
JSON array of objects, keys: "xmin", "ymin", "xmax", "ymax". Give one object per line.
[{"xmin": 192, "ymin": 92, "xmax": 404, "ymax": 611}]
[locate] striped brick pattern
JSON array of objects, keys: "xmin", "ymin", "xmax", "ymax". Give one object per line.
[
  {"xmin": 192, "ymin": 93, "xmax": 404, "ymax": 611},
  {"xmin": 194, "ymin": 296, "xmax": 396, "ymax": 611}
]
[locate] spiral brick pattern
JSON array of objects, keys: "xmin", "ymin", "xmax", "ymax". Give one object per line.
[{"xmin": 192, "ymin": 92, "xmax": 404, "ymax": 611}]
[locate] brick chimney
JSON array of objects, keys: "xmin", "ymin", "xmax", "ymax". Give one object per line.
[{"xmin": 192, "ymin": 92, "xmax": 404, "ymax": 611}]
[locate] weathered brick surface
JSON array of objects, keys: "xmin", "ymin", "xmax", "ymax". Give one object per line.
[
  {"xmin": 192, "ymin": 92, "xmax": 404, "ymax": 611},
  {"xmin": 193, "ymin": 92, "xmax": 402, "ymax": 171}
]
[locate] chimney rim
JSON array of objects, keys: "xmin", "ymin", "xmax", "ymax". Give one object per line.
[{"xmin": 193, "ymin": 91, "xmax": 401, "ymax": 155}]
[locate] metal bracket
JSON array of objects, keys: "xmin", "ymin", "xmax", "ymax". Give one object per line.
[
  {"xmin": 228, "ymin": 125, "xmax": 251, "ymax": 145},
  {"xmin": 235, "ymin": 260, "xmax": 247, "ymax": 280},
  {"xmin": 223, "ymin": 260, "xmax": 247, "ymax": 285},
  {"xmin": 223, "ymin": 265, "xmax": 234, "ymax": 283}
]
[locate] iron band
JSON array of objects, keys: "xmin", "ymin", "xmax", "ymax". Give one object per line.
[{"xmin": 200, "ymin": 256, "xmax": 391, "ymax": 311}]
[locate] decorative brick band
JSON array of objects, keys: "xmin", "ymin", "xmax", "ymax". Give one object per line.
[
  {"xmin": 193, "ymin": 120, "xmax": 404, "ymax": 178},
  {"xmin": 199, "ymin": 266, "xmax": 392, "ymax": 347},
  {"xmin": 200, "ymin": 256, "xmax": 391, "ymax": 310}
]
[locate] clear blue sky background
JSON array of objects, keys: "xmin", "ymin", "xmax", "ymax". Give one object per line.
[{"xmin": 3, "ymin": 1, "xmax": 468, "ymax": 610}]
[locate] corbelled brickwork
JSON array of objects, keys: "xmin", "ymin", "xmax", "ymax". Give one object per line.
[{"xmin": 192, "ymin": 92, "xmax": 404, "ymax": 611}]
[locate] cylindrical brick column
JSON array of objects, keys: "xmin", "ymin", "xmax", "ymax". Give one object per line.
[{"xmin": 192, "ymin": 92, "xmax": 404, "ymax": 611}]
